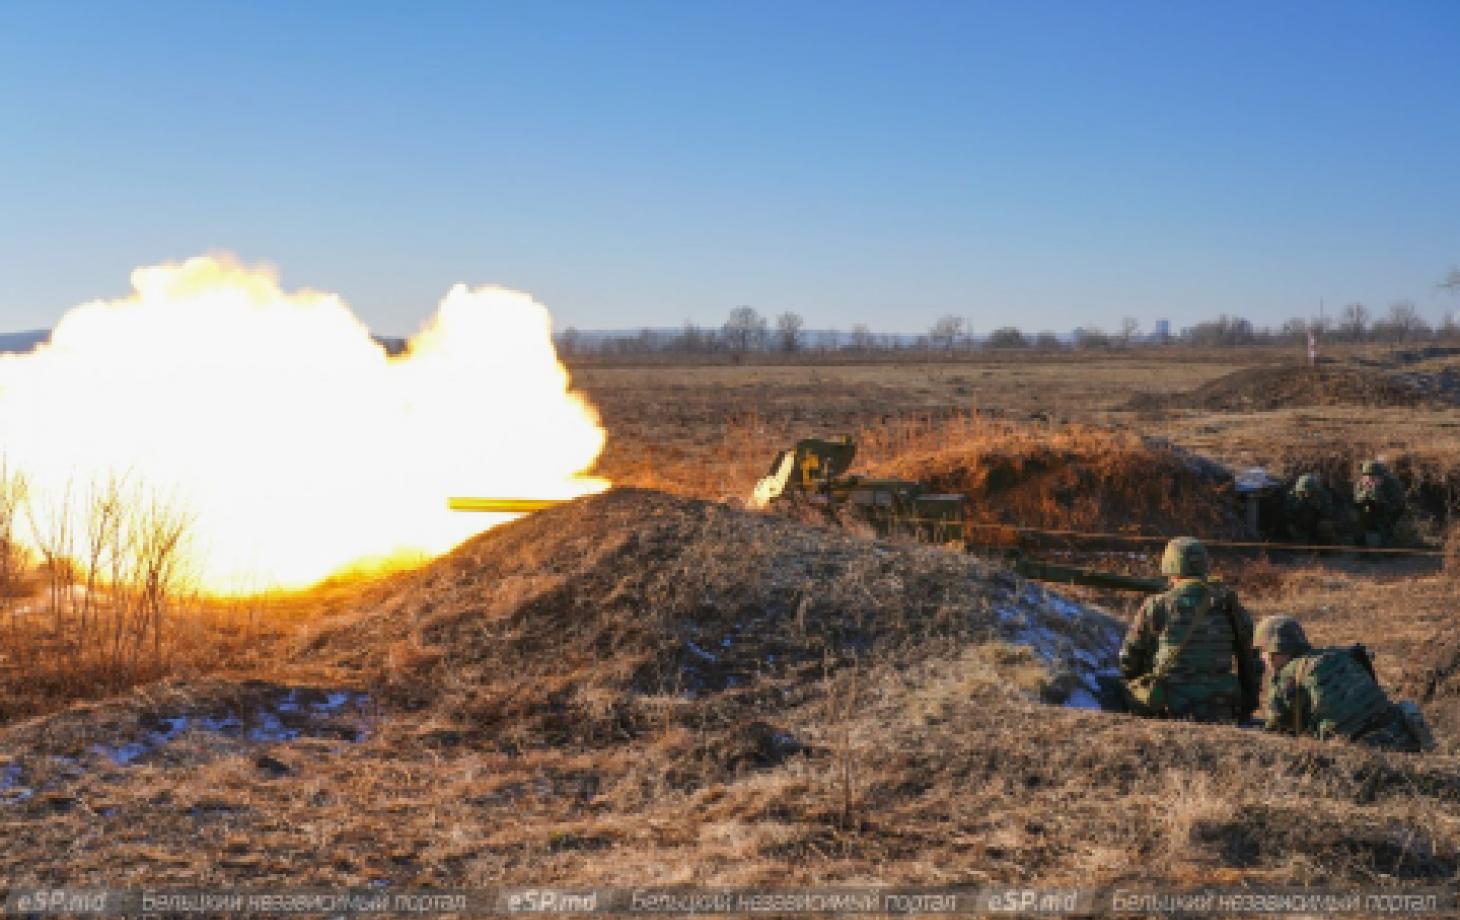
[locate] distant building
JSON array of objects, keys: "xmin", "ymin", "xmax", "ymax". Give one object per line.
[{"xmin": 1153, "ymin": 319, "xmax": 1171, "ymax": 342}]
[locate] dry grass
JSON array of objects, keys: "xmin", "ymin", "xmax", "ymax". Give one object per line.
[
  {"xmin": 3, "ymin": 348, "xmax": 1460, "ymax": 891},
  {"xmin": 867, "ymin": 420, "xmax": 1242, "ymax": 538},
  {"xmin": 2, "ymin": 490, "xmax": 1458, "ymax": 891}
]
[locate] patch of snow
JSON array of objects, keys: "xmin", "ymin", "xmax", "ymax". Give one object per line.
[
  {"xmin": 994, "ymin": 605, "xmax": 1024, "ymax": 626},
  {"xmin": 0, "ymin": 762, "xmax": 33, "ymax": 805},
  {"xmin": 77, "ymin": 689, "xmax": 372, "ymax": 768},
  {"xmin": 685, "ymin": 641, "xmax": 717, "ymax": 662},
  {"xmin": 247, "ymin": 711, "xmax": 300, "ymax": 744},
  {"xmin": 94, "ymin": 741, "xmax": 149, "ymax": 766},
  {"xmin": 199, "ymin": 714, "xmax": 243, "ymax": 734},
  {"xmin": 1064, "ymin": 688, "xmax": 1101, "ymax": 710},
  {"xmin": 156, "ymin": 716, "xmax": 189, "ymax": 741}
]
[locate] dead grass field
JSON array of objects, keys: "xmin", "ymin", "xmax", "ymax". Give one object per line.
[
  {"xmin": 573, "ymin": 346, "xmax": 1460, "ymax": 506},
  {"xmin": 3, "ymin": 346, "xmax": 1459, "ymax": 895}
]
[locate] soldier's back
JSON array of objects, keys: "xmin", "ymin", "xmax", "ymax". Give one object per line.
[
  {"xmin": 1288, "ymin": 648, "xmax": 1419, "ymax": 751},
  {"xmin": 1150, "ymin": 581, "xmax": 1241, "ymax": 721}
]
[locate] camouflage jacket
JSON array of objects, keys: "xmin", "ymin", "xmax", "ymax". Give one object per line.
[
  {"xmin": 1263, "ymin": 647, "xmax": 1418, "ymax": 751},
  {"xmin": 1120, "ymin": 579, "xmax": 1258, "ymax": 717},
  {"xmin": 1354, "ymin": 472, "xmax": 1404, "ymax": 511},
  {"xmin": 1284, "ymin": 484, "xmax": 1335, "ymax": 518}
]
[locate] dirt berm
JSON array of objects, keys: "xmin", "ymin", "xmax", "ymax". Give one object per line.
[
  {"xmin": 1127, "ymin": 363, "xmax": 1460, "ymax": 414},
  {"xmin": 1130, "ymin": 364, "xmax": 1430, "ymax": 413},
  {"xmin": 298, "ymin": 487, "xmax": 1126, "ymax": 748},
  {"xmin": 1, "ymin": 489, "xmax": 1457, "ymax": 888},
  {"xmin": 870, "ymin": 427, "xmax": 1244, "ymax": 538}
]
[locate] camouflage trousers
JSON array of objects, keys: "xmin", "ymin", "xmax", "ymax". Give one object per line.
[{"xmin": 1122, "ymin": 675, "xmax": 1240, "ymax": 724}]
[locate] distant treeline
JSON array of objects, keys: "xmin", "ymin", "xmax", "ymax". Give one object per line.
[{"xmin": 556, "ymin": 298, "xmax": 1460, "ymax": 356}]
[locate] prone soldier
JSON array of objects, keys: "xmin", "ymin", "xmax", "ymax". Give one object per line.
[{"xmin": 1254, "ymin": 615, "xmax": 1434, "ymax": 752}]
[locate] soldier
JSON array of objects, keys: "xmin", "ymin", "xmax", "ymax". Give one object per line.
[
  {"xmin": 1254, "ymin": 615, "xmax": 1434, "ymax": 752},
  {"xmin": 1283, "ymin": 473, "xmax": 1337, "ymax": 544},
  {"xmin": 1119, "ymin": 537, "xmax": 1259, "ymax": 723},
  {"xmin": 1353, "ymin": 459, "xmax": 1406, "ymax": 546}
]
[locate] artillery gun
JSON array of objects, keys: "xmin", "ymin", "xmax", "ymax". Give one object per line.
[
  {"xmin": 448, "ymin": 436, "xmax": 1167, "ymax": 597},
  {"xmin": 749, "ymin": 436, "xmax": 967, "ymax": 544}
]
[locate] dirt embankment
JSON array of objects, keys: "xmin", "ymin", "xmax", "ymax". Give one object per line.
[
  {"xmin": 1129, "ymin": 364, "xmax": 1437, "ymax": 413},
  {"xmin": 869, "ymin": 426, "xmax": 1244, "ymax": 538},
  {"xmin": 298, "ymin": 488, "xmax": 1123, "ymax": 751}
]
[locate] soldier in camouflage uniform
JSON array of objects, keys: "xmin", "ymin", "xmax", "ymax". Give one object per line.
[
  {"xmin": 1119, "ymin": 537, "xmax": 1259, "ymax": 723},
  {"xmin": 1283, "ymin": 473, "xmax": 1338, "ymax": 544},
  {"xmin": 1353, "ymin": 459, "xmax": 1406, "ymax": 546},
  {"xmin": 1255, "ymin": 615, "xmax": 1433, "ymax": 752}
]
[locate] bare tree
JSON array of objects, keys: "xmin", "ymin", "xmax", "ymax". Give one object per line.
[
  {"xmin": 1439, "ymin": 267, "xmax": 1460, "ymax": 295},
  {"xmin": 127, "ymin": 492, "xmax": 192, "ymax": 663},
  {"xmin": 1279, "ymin": 317, "xmax": 1310, "ymax": 343},
  {"xmin": 26, "ymin": 481, "xmax": 77, "ymax": 644},
  {"xmin": 986, "ymin": 326, "xmax": 1028, "ymax": 349},
  {"xmin": 775, "ymin": 311, "xmax": 805, "ymax": 353},
  {"xmin": 1439, "ymin": 312, "xmax": 1460, "ymax": 343},
  {"xmin": 1072, "ymin": 326, "xmax": 1110, "ymax": 350},
  {"xmin": 848, "ymin": 324, "xmax": 874, "ymax": 352},
  {"xmin": 928, "ymin": 315, "xmax": 964, "ymax": 351},
  {"xmin": 1339, "ymin": 303, "xmax": 1369, "ymax": 342},
  {"xmin": 0, "ymin": 458, "xmax": 27, "ymax": 635},
  {"xmin": 722, "ymin": 306, "xmax": 767, "ymax": 353},
  {"xmin": 674, "ymin": 321, "xmax": 716, "ymax": 354},
  {"xmin": 1379, "ymin": 299, "xmax": 1429, "ymax": 342},
  {"xmin": 1184, "ymin": 316, "xmax": 1255, "ymax": 347}
]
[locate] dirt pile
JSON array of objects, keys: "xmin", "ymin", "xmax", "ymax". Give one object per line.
[
  {"xmin": 297, "ymin": 488, "xmax": 1124, "ymax": 756},
  {"xmin": 869, "ymin": 427, "xmax": 1243, "ymax": 538},
  {"xmin": 1130, "ymin": 365, "xmax": 1432, "ymax": 413}
]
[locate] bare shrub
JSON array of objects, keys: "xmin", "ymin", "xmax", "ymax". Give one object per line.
[
  {"xmin": 0, "ymin": 458, "xmax": 27, "ymax": 604},
  {"xmin": 0, "ymin": 471, "xmax": 204, "ymax": 718},
  {"xmin": 1161, "ymin": 770, "xmax": 1241, "ymax": 865}
]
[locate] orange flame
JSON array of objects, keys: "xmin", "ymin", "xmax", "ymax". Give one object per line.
[{"xmin": 0, "ymin": 254, "xmax": 607, "ymax": 593}]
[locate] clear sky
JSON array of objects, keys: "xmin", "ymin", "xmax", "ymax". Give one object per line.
[{"xmin": 2, "ymin": 0, "xmax": 1458, "ymax": 336}]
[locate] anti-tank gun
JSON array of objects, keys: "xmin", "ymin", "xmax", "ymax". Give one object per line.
[
  {"xmin": 750, "ymin": 436, "xmax": 967, "ymax": 543},
  {"xmin": 448, "ymin": 436, "xmax": 1169, "ymax": 597},
  {"xmin": 750, "ymin": 436, "xmax": 1169, "ymax": 594}
]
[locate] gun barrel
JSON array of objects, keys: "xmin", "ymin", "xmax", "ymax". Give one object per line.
[
  {"xmin": 447, "ymin": 497, "xmax": 566, "ymax": 513},
  {"xmin": 1014, "ymin": 559, "xmax": 1167, "ymax": 594}
]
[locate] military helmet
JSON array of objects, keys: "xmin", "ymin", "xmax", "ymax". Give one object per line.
[
  {"xmin": 1160, "ymin": 536, "xmax": 1209, "ymax": 577},
  {"xmin": 1254, "ymin": 616, "xmax": 1311, "ymax": 655},
  {"xmin": 1295, "ymin": 472, "xmax": 1322, "ymax": 494}
]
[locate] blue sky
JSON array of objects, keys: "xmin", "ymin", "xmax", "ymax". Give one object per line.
[{"xmin": 2, "ymin": 0, "xmax": 1458, "ymax": 335}]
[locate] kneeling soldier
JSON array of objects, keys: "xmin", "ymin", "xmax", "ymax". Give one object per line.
[{"xmin": 1254, "ymin": 615, "xmax": 1434, "ymax": 752}]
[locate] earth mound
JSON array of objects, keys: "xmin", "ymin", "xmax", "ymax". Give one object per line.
[
  {"xmin": 869, "ymin": 427, "xmax": 1243, "ymax": 538},
  {"xmin": 1130, "ymin": 365, "xmax": 1427, "ymax": 413},
  {"xmin": 298, "ymin": 488, "xmax": 1124, "ymax": 756}
]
